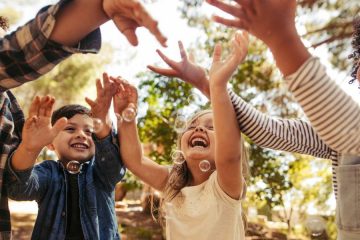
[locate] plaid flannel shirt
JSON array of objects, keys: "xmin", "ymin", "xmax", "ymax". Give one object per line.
[{"xmin": 0, "ymin": 1, "xmax": 101, "ymax": 238}]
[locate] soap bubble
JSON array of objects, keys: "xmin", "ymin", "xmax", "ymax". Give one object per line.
[
  {"xmin": 171, "ymin": 150, "xmax": 185, "ymax": 165},
  {"xmin": 66, "ymin": 160, "xmax": 81, "ymax": 174},
  {"xmin": 199, "ymin": 160, "xmax": 211, "ymax": 172}
]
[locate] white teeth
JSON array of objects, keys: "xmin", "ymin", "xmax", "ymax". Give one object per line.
[
  {"xmin": 190, "ymin": 137, "xmax": 208, "ymax": 148},
  {"xmin": 71, "ymin": 144, "xmax": 88, "ymax": 149}
]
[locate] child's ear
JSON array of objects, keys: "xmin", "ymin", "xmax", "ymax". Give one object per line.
[{"xmin": 46, "ymin": 144, "xmax": 55, "ymax": 151}]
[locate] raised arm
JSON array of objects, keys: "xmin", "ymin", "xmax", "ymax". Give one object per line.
[
  {"xmin": 11, "ymin": 96, "xmax": 67, "ymax": 171},
  {"xmin": 209, "ymin": 32, "xmax": 248, "ymax": 199},
  {"xmin": 52, "ymin": 0, "xmax": 167, "ymax": 47},
  {"xmin": 148, "ymin": 37, "xmax": 336, "ymax": 159},
  {"xmin": 0, "ymin": 0, "xmax": 167, "ymax": 92},
  {"xmin": 85, "ymin": 73, "xmax": 125, "ymax": 189},
  {"xmin": 207, "ymin": 0, "xmax": 360, "ymax": 154},
  {"xmin": 113, "ymin": 77, "xmax": 169, "ymax": 191}
]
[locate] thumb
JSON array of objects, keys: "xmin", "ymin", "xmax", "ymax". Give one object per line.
[
  {"xmin": 212, "ymin": 43, "xmax": 222, "ymax": 64},
  {"xmin": 51, "ymin": 117, "xmax": 68, "ymax": 135},
  {"xmin": 85, "ymin": 97, "xmax": 96, "ymax": 108}
]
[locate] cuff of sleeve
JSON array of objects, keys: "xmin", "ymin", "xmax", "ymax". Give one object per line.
[
  {"xmin": 34, "ymin": 0, "xmax": 101, "ymax": 54},
  {"xmin": 6, "ymin": 152, "xmax": 33, "ymax": 184},
  {"xmin": 93, "ymin": 127, "xmax": 119, "ymax": 149},
  {"xmin": 284, "ymin": 57, "xmax": 325, "ymax": 91}
]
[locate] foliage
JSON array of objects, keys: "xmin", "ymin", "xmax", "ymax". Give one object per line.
[{"xmin": 13, "ymin": 44, "xmax": 113, "ymax": 113}]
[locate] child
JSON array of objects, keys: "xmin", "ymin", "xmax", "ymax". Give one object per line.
[
  {"xmin": 0, "ymin": 0, "xmax": 166, "ymax": 237},
  {"xmin": 113, "ymin": 31, "xmax": 249, "ymax": 240},
  {"xmin": 155, "ymin": 0, "xmax": 360, "ymax": 238},
  {"xmin": 207, "ymin": 1, "xmax": 360, "ymax": 239},
  {"xmin": 6, "ymin": 74, "xmax": 125, "ymax": 240}
]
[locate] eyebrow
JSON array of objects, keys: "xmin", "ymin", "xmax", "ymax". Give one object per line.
[{"xmin": 66, "ymin": 122, "xmax": 93, "ymax": 128}]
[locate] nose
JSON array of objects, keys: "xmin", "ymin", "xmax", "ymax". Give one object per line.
[
  {"xmin": 75, "ymin": 129, "xmax": 87, "ymax": 139},
  {"xmin": 195, "ymin": 125, "xmax": 205, "ymax": 132}
]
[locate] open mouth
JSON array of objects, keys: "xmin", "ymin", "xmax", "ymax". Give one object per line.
[
  {"xmin": 189, "ymin": 136, "xmax": 209, "ymax": 148},
  {"xmin": 70, "ymin": 143, "xmax": 89, "ymax": 150}
]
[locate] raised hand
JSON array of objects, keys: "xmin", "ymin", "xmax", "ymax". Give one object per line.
[
  {"xmin": 113, "ymin": 77, "xmax": 138, "ymax": 118},
  {"xmin": 85, "ymin": 73, "xmax": 119, "ymax": 138},
  {"xmin": 206, "ymin": 0, "xmax": 297, "ymax": 48},
  {"xmin": 147, "ymin": 41, "xmax": 210, "ymax": 97},
  {"xmin": 103, "ymin": 0, "xmax": 167, "ymax": 47},
  {"xmin": 22, "ymin": 96, "xmax": 67, "ymax": 153},
  {"xmin": 209, "ymin": 31, "xmax": 249, "ymax": 87}
]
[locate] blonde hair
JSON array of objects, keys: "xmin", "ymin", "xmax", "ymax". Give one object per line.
[{"xmin": 155, "ymin": 109, "xmax": 250, "ymax": 227}]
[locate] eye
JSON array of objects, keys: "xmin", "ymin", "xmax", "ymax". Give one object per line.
[
  {"xmin": 206, "ymin": 125, "xmax": 214, "ymax": 130},
  {"xmin": 84, "ymin": 129, "xmax": 93, "ymax": 136},
  {"xmin": 65, "ymin": 127, "xmax": 75, "ymax": 132},
  {"xmin": 186, "ymin": 125, "xmax": 196, "ymax": 131}
]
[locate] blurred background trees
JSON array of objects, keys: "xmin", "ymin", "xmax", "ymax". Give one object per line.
[{"xmin": 3, "ymin": 0, "xmax": 358, "ymax": 238}]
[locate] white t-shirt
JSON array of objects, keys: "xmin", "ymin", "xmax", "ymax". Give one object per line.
[{"xmin": 165, "ymin": 171, "xmax": 245, "ymax": 240}]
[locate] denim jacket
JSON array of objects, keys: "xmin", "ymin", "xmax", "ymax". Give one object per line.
[{"xmin": 6, "ymin": 133, "xmax": 125, "ymax": 240}]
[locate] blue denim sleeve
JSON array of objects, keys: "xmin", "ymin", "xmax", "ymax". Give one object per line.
[
  {"xmin": 93, "ymin": 128, "xmax": 126, "ymax": 191},
  {"xmin": 5, "ymin": 155, "xmax": 50, "ymax": 201}
]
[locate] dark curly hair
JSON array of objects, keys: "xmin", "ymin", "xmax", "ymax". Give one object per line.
[
  {"xmin": 0, "ymin": 16, "xmax": 9, "ymax": 31},
  {"xmin": 348, "ymin": 17, "xmax": 360, "ymax": 84}
]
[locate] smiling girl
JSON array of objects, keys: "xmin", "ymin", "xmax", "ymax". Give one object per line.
[{"xmin": 114, "ymin": 31, "xmax": 250, "ymax": 240}]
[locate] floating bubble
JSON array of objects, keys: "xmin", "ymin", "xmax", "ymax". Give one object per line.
[
  {"xmin": 305, "ymin": 215, "xmax": 326, "ymax": 237},
  {"xmin": 122, "ymin": 103, "xmax": 137, "ymax": 122},
  {"xmin": 199, "ymin": 160, "xmax": 211, "ymax": 172},
  {"xmin": 92, "ymin": 118, "xmax": 104, "ymax": 134},
  {"xmin": 66, "ymin": 160, "xmax": 81, "ymax": 174},
  {"xmin": 174, "ymin": 114, "xmax": 187, "ymax": 134},
  {"xmin": 171, "ymin": 150, "xmax": 185, "ymax": 165}
]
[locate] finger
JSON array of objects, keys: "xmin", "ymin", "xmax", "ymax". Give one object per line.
[
  {"xmin": 156, "ymin": 49, "xmax": 181, "ymax": 71},
  {"xmin": 28, "ymin": 96, "xmax": 41, "ymax": 118},
  {"xmin": 212, "ymin": 43, "xmax": 222, "ymax": 64},
  {"xmin": 52, "ymin": 117, "xmax": 68, "ymax": 135},
  {"xmin": 178, "ymin": 41, "xmax": 188, "ymax": 60},
  {"xmin": 39, "ymin": 96, "xmax": 50, "ymax": 117},
  {"xmin": 102, "ymin": 72, "xmax": 111, "ymax": 90},
  {"xmin": 85, "ymin": 97, "xmax": 96, "ymax": 108},
  {"xmin": 130, "ymin": 2, "xmax": 167, "ymax": 47},
  {"xmin": 212, "ymin": 15, "xmax": 249, "ymax": 30},
  {"xmin": 44, "ymin": 97, "xmax": 55, "ymax": 118},
  {"xmin": 147, "ymin": 65, "xmax": 178, "ymax": 77},
  {"xmin": 236, "ymin": 0, "xmax": 256, "ymax": 16},
  {"xmin": 206, "ymin": 0, "xmax": 242, "ymax": 18},
  {"xmin": 24, "ymin": 116, "xmax": 38, "ymax": 130},
  {"xmin": 113, "ymin": 16, "xmax": 139, "ymax": 46},
  {"xmin": 95, "ymin": 78, "xmax": 104, "ymax": 98}
]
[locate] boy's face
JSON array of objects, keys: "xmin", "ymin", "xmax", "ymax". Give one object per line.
[{"xmin": 49, "ymin": 114, "xmax": 95, "ymax": 163}]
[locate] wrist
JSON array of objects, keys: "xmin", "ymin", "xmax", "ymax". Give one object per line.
[{"xmin": 265, "ymin": 27, "xmax": 299, "ymax": 51}]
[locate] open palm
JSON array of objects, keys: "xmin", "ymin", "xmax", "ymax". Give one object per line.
[
  {"xmin": 209, "ymin": 31, "xmax": 249, "ymax": 87},
  {"xmin": 22, "ymin": 96, "xmax": 67, "ymax": 153},
  {"xmin": 147, "ymin": 41, "xmax": 208, "ymax": 94}
]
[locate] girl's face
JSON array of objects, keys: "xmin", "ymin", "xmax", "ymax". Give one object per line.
[{"xmin": 180, "ymin": 112, "xmax": 215, "ymax": 163}]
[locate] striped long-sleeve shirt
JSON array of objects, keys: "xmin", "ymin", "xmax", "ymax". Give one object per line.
[
  {"xmin": 0, "ymin": 0, "xmax": 101, "ymax": 237},
  {"xmin": 230, "ymin": 57, "xmax": 360, "ymax": 198}
]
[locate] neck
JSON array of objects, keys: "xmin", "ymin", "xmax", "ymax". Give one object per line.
[{"xmin": 188, "ymin": 161, "xmax": 214, "ymax": 186}]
